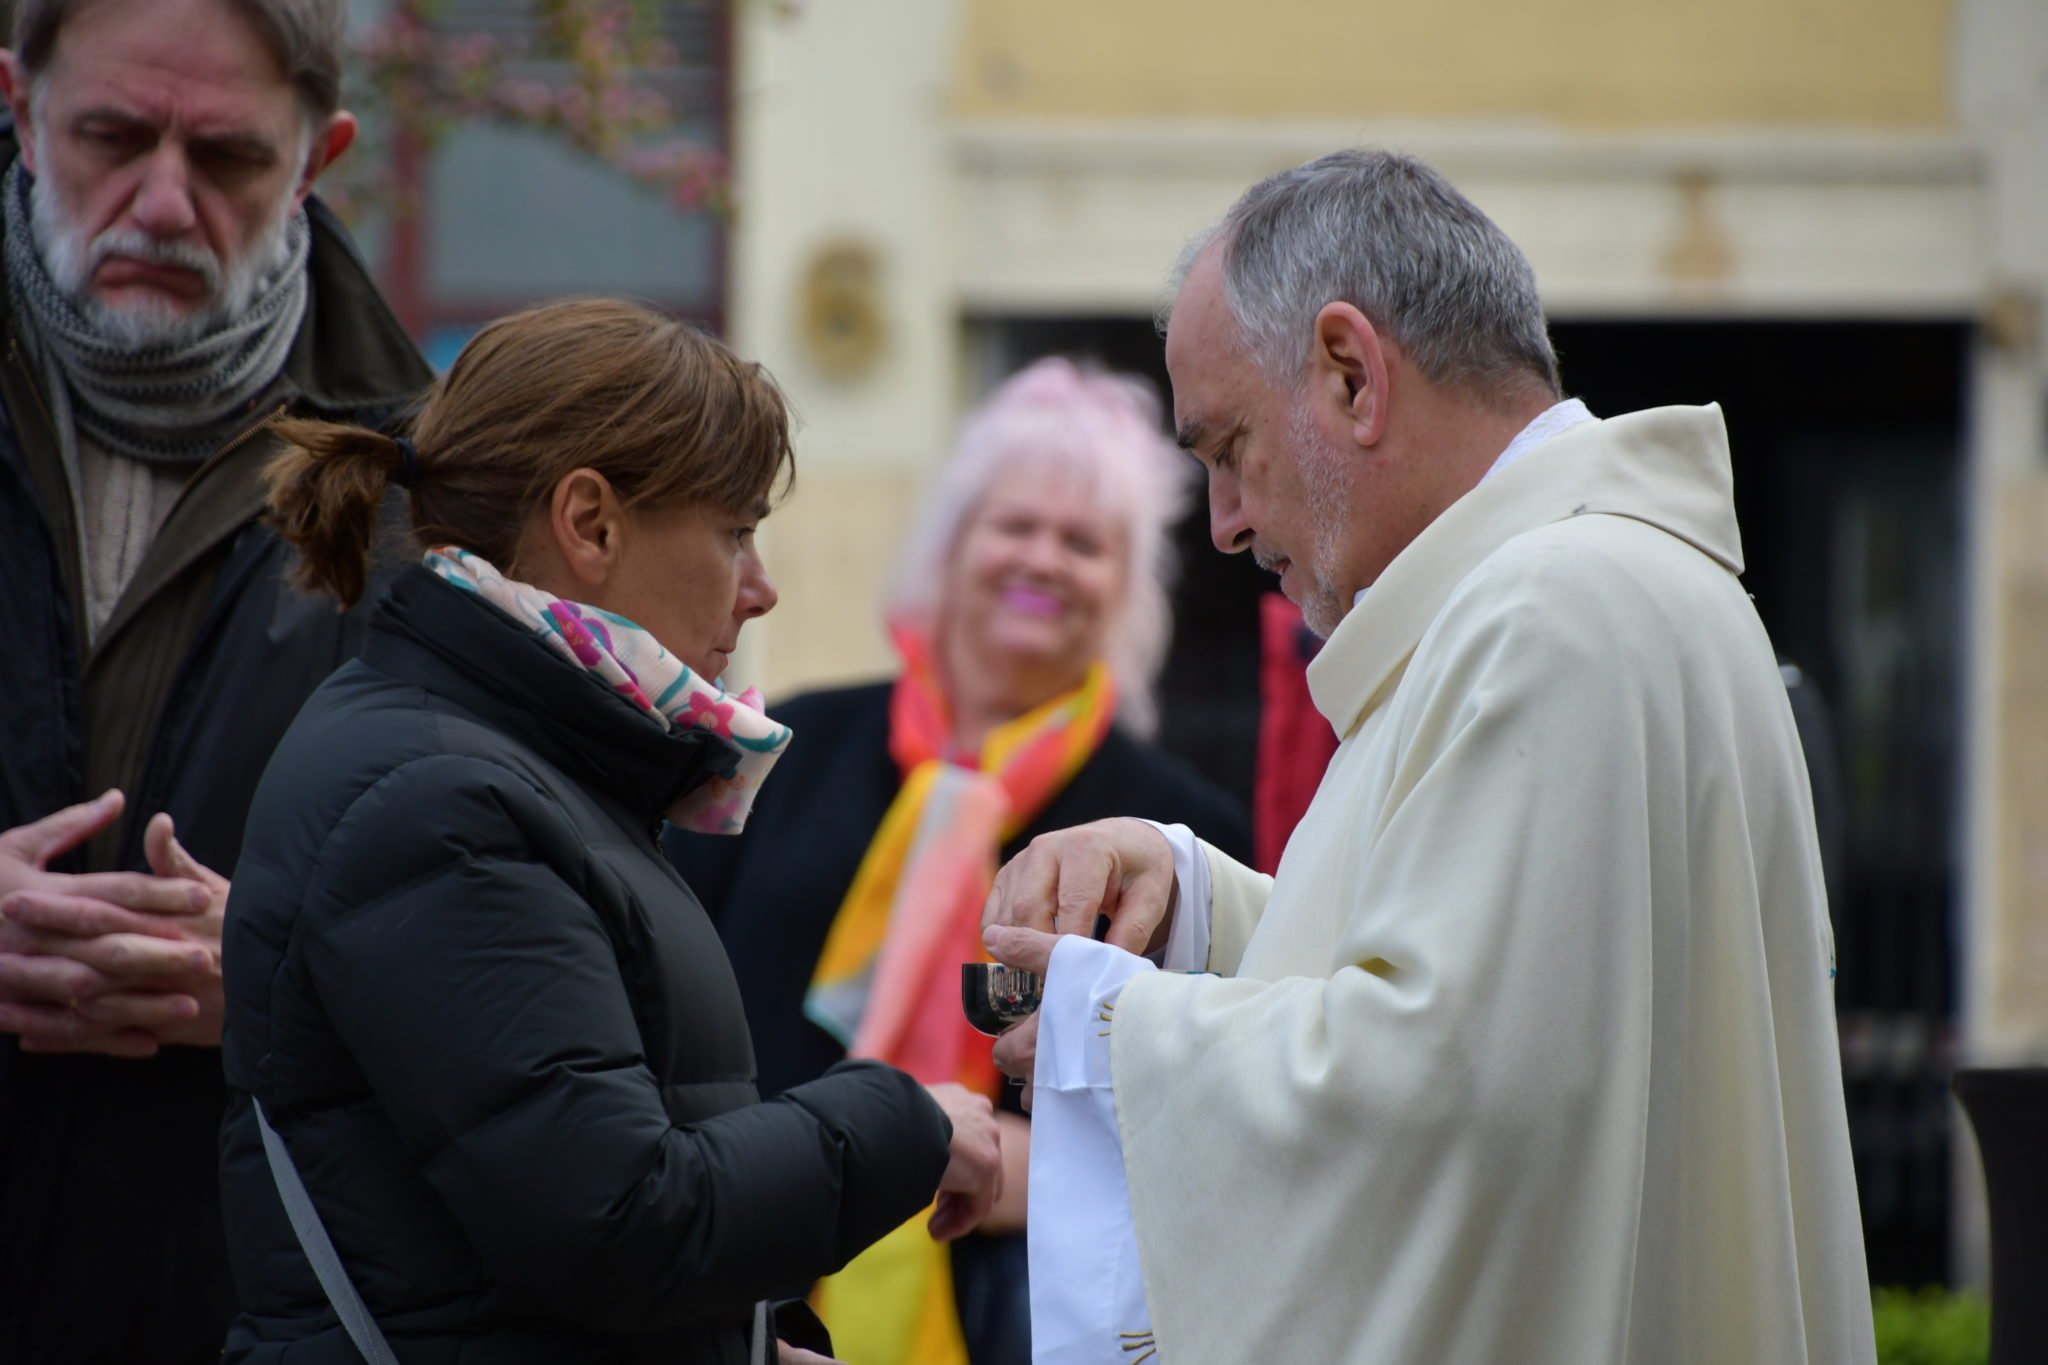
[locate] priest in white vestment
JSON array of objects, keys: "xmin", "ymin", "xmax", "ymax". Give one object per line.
[{"xmin": 981, "ymin": 149, "xmax": 1876, "ymax": 1365}]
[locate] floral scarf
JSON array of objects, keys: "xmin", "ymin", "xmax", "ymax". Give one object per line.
[{"xmin": 425, "ymin": 547, "xmax": 790, "ymax": 834}]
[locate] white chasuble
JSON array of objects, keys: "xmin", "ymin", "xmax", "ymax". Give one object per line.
[{"xmin": 1101, "ymin": 407, "xmax": 1875, "ymax": 1364}]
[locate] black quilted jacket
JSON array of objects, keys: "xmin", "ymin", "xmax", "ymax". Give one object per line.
[{"xmin": 220, "ymin": 567, "xmax": 951, "ymax": 1363}]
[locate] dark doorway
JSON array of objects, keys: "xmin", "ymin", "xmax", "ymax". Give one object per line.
[
  {"xmin": 973, "ymin": 314, "xmax": 1971, "ymax": 1286},
  {"xmin": 1553, "ymin": 320, "xmax": 1970, "ymax": 1289}
]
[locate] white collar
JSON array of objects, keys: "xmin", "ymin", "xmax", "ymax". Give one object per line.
[{"xmin": 1480, "ymin": 397, "xmax": 1595, "ymax": 486}]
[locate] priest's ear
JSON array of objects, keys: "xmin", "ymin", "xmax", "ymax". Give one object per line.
[{"xmin": 1310, "ymin": 302, "xmax": 1390, "ymax": 451}]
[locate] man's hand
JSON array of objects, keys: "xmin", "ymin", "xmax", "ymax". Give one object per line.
[
  {"xmin": 981, "ymin": 817, "xmax": 1177, "ymax": 955},
  {"xmin": 0, "ymin": 795, "xmax": 229, "ymax": 1055},
  {"xmin": 135, "ymin": 812, "xmax": 228, "ymax": 1044},
  {"xmin": 924, "ymin": 1081, "xmax": 1003, "ymax": 1242},
  {"xmin": 983, "ymin": 924, "xmax": 1058, "ymax": 1112}
]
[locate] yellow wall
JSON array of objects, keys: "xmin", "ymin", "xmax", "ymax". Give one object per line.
[
  {"xmin": 955, "ymin": 0, "xmax": 1955, "ymax": 128},
  {"xmin": 1993, "ymin": 478, "xmax": 2048, "ymax": 1056},
  {"xmin": 753, "ymin": 468, "xmax": 921, "ymax": 693}
]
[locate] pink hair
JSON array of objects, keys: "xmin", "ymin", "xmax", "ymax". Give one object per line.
[{"xmin": 887, "ymin": 357, "xmax": 1195, "ymax": 737}]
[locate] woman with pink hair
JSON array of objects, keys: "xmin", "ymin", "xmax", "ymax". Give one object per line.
[{"xmin": 665, "ymin": 357, "xmax": 1249, "ymax": 1365}]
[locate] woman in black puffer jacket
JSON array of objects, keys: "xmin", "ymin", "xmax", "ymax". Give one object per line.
[{"xmin": 218, "ymin": 299, "xmax": 1001, "ymax": 1365}]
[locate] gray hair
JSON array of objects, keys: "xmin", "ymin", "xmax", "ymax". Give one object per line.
[
  {"xmin": 14, "ymin": 0, "xmax": 347, "ymax": 119},
  {"xmin": 886, "ymin": 357, "xmax": 1194, "ymax": 738},
  {"xmin": 1164, "ymin": 149, "xmax": 1560, "ymax": 401}
]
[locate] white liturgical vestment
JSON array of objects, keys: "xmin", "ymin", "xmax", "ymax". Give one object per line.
[{"xmin": 1027, "ymin": 404, "xmax": 1875, "ymax": 1364}]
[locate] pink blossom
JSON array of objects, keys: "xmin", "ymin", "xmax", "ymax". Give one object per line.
[
  {"xmin": 685, "ymin": 692, "xmax": 737, "ymax": 739},
  {"xmin": 341, "ymin": 0, "xmax": 729, "ymax": 230}
]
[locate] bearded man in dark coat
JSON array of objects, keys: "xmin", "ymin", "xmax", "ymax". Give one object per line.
[{"xmin": 0, "ymin": 1, "xmax": 432, "ymax": 1359}]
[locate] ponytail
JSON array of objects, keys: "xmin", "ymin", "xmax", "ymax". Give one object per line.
[
  {"xmin": 262, "ymin": 418, "xmax": 416, "ymax": 609},
  {"xmin": 260, "ymin": 299, "xmax": 797, "ymax": 612}
]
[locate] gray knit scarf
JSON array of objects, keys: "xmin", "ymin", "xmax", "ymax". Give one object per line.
[{"xmin": 2, "ymin": 159, "xmax": 309, "ymax": 466}]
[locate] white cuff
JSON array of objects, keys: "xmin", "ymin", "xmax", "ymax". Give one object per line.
[
  {"xmin": 1037, "ymin": 934, "xmax": 1155, "ymax": 1092},
  {"xmin": 1028, "ymin": 935, "xmax": 1157, "ymax": 1363},
  {"xmin": 1140, "ymin": 820, "xmax": 1211, "ymax": 973}
]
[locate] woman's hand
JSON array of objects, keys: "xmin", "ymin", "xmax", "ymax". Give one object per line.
[
  {"xmin": 982, "ymin": 1111, "xmax": 1031, "ymax": 1233},
  {"xmin": 777, "ymin": 1342, "xmax": 843, "ymax": 1364},
  {"xmin": 924, "ymin": 1081, "xmax": 1002, "ymax": 1242}
]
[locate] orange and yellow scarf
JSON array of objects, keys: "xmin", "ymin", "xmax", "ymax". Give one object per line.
[{"xmin": 806, "ymin": 627, "xmax": 1115, "ymax": 1365}]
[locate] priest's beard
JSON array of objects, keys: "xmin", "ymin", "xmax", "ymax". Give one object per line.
[
  {"xmin": 1282, "ymin": 397, "xmax": 1358, "ymax": 639},
  {"xmin": 29, "ymin": 153, "xmax": 298, "ymax": 350}
]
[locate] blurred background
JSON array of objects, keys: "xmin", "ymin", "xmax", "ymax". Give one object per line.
[{"xmin": 328, "ymin": 0, "xmax": 2048, "ymax": 1328}]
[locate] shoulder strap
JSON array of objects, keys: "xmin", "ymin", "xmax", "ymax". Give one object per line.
[{"xmin": 253, "ymin": 1097, "xmax": 402, "ymax": 1365}]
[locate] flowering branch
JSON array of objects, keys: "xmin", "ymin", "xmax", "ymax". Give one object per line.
[{"xmin": 330, "ymin": 0, "xmax": 727, "ymax": 224}]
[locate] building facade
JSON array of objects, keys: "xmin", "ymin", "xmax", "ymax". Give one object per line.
[{"xmin": 725, "ymin": 0, "xmax": 2048, "ymax": 1286}]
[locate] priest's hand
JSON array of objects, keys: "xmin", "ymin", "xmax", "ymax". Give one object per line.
[
  {"xmin": 983, "ymin": 923, "xmax": 1058, "ymax": 1112},
  {"xmin": 981, "ymin": 817, "xmax": 1176, "ymax": 955}
]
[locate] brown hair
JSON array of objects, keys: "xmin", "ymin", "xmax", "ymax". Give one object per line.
[
  {"xmin": 264, "ymin": 297, "xmax": 795, "ymax": 609},
  {"xmin": 14, "ymin": 0, "xmax": 347, "ymax": 119}
]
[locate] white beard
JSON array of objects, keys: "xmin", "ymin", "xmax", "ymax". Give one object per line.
[{"xmin": 28, "ymin": 141, "xmax": 300, "ymax": 350}]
